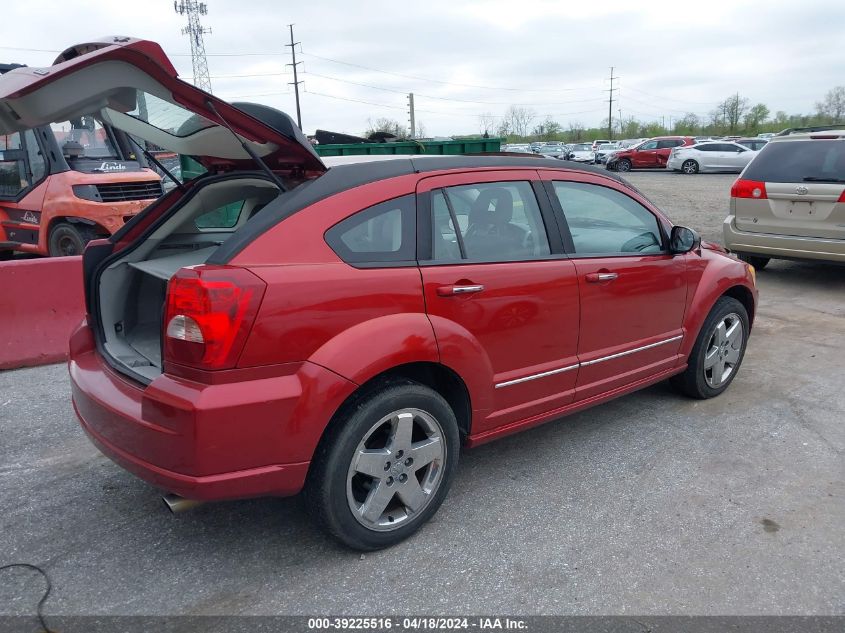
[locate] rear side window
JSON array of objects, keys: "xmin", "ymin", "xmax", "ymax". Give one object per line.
[
  {"xmin": 430, "ymin": 181, "xmax": 551, "ymax": 263},
  {"xmin": 326, "ymin": 194, "xmax": 416, "ymax": 264},
  {"xmin": 744, "ymin": 140, "xmax": 845, "ymax": 183},
  {"xmin": 553, "ymin": 181, "xmax": 664, "ymax": 255}
]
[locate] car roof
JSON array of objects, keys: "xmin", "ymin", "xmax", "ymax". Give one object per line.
[
  {"xmin": 767, "ymin": 129, "xmax": 845, "ymax": 142},
  {"xmin": 210, "ymin": 155, "xmax": 628, "ymax": 264}
]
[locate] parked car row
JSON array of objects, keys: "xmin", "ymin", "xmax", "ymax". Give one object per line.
[{"xmin": 504, "ymin": 135, "xmax": 773, "ymax": 176}]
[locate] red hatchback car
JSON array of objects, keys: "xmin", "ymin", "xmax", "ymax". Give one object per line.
[
  {"xmin": 0, "ymin": 39, "xmax": 758, "ymax": 550},
  {"xmin": 606, "ymin": 136, "xmax": 695, "ymax": 172}
]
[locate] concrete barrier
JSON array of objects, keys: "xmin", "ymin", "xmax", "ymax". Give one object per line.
[{"xmin": 0, "ymin": 256, "xmax": 84, "ymax": 370}]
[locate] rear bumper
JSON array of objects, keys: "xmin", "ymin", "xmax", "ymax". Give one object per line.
[
  {"xmin": 666, "ymin": 156, "xmax": 683, "ymax": 170},
  {"xmin": 723, "ymin": 215, "xmax": 845, "ymax": 263},
  {"xmin": 69, "ymin": 321, "xmax": 357, "ymax": 500}
]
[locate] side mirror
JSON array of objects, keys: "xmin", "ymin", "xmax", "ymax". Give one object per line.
[{"xmin": 670, "ymin": 225, "xmax": 701, "ymax": 254}]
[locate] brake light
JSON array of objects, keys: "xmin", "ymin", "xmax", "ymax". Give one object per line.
[
  {"xmin": 731, "ymin": 179, "xmax": 768, "ymax": 200},
  {"xmin": 164, "ymin": 266, "xmax": 266, "ymax": 370},
  {"xmin": 839, "ymin": 189, "xmax": 845, "ymax": 203}
]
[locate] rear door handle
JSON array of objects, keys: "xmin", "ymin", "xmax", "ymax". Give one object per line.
[
  {"xmin": 437, "ymin": 284, "xmax": 485, "ymax": 296},
  {"xmin": 585, "ymin": 272, "xmax": 618, "ymax": 283}
]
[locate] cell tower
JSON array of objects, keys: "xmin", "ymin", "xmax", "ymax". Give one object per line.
[{"xmin": 174, "ymin": 1, "xmax": 213, "ymax": 93}]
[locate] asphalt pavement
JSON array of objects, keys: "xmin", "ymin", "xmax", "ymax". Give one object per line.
[{"xmin": 0, "ymin": 172, "xmax": 843, "ymax": 616}]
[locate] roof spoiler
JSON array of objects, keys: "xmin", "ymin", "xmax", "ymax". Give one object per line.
[{"xmin": 0, "ymin": 63, "xmax": 26, "ymax": 75}]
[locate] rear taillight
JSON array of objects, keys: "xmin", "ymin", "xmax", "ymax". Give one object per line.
[
  {"xmin": 164, "ymin": 266, "xmax": 266, "ymax": 370},
  {"xmin": 731, "ymin": 179, "xmax": 768, "ymax": 200},
  {"xmin": 838, "ymin": 189, "xmax": 845, "ymax": 203}
]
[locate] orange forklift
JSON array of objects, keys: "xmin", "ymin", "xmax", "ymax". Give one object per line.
[{"xmin": 1, "ymin": 62, "xmax": 163, "ymax": 258}]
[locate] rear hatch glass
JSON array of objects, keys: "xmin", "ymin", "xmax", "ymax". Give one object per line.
[{"xmin": 743, "ymin": 140, "xmax": 845, "ymax": 183}]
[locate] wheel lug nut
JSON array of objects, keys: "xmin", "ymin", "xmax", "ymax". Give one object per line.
[
  {"xmin": 384, "ymin": 462, "xmax": 391, "ymax": 471},
  {"xmin": 396, "ymin": 450, "xmax": 404, "ymax": 459},
  {"xmin": 405, "ymin": 458, "xmax": 413, "ymax": 466},
  {"xmin": 386, "ymin": 476, "xmax": 394, "ymax": 486},
  {"xmin": 398, "ymin": 474, "xmax": 407, "ymax": 483}
]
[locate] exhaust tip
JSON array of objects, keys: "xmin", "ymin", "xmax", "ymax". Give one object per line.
[{"xmin": 162, "ymin": 493, "xmax": 204, "ymax": 513}]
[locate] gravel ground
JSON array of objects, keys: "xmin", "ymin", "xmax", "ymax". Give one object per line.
[
  {"xmin": 0, "ymin": 172, "xmax": 843, "ymax": 618},
  {"xmin": 621, "ymin": 171, "xmax": 736, "ymax": 244}
]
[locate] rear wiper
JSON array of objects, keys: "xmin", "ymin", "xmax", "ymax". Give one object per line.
[{"xmin": 802, "ymin": 177, "xmax": 845, "ymax": 183}]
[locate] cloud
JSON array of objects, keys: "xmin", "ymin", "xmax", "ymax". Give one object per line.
[{"xmin": 2, "ymin": 0, "xmax": 841, "ymax": 135}]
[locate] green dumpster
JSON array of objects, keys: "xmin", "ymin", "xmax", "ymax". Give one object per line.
[{"xmin": 315, "ymin": 138, "xmax": 502, "ymax": 157}]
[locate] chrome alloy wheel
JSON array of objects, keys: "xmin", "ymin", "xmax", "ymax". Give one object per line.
[
  {"xmin": 682, "ymin": 160, "xmax": 699, "ymax": 174},
  {"xmin": 346, "ymin": 408, "xmax": 446, "ymax": 532},
  {"xmin": 703, "ymin": 312, "xmax": 744, "ymax": 388}
]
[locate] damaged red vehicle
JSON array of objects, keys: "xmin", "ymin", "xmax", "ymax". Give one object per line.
[{"xmin": 0, "ymin": 38, "xmax": 757, "ymax": 550}]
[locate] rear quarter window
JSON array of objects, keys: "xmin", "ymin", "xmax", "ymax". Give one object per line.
[
  {"xmin": 325, "ymin": 194, "xmax": 416, "ymax": 265},
  {"xmin": 744, "ymin": 140, "xmax": 845, "ymax": 182}
]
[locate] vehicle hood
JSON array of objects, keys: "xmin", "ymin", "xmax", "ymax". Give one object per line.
[
  {"xmin": 0, "ymin": 37, "xmax": 325, "ymax": 177},
  {"xmin": 701, "ymin": 240, "xmax": 727, "ymax": 253}
]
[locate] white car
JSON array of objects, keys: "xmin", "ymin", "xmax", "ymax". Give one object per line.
[
  {"xmin": 666, "ymin": 141, "xmax": 759, "ymax": 174},
  {"xmin": 567, "ymin": 143, "xmax": 596, "ymax": 163},
  {"xmin": 594, "ymin": 142, "xmax": 621, "ymax": 164}
]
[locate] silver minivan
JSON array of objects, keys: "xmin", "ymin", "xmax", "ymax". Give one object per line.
[{"xmin": 723, "ymin": 129, "xmax": 845, "ymax": 268}]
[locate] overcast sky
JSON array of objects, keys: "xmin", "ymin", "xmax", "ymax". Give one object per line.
[{"xmin": 3, "ymin": 0, "xmax": 843, "ymax": 136}]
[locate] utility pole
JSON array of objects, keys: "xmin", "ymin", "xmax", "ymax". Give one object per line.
[
  {"xmin": 408, "ymin": 93, "xmax": 416, "ymax": 138},
  {"xmin": 286, "ymin": 24, "xmax": 303, "ymax": 129},
  {"xmin": 174, "ymin": 1, "xmax": 212, "ymax": 93},
  {"xmin": 606, "ymin": 67, "xmax": 618, "ymax": 140}
]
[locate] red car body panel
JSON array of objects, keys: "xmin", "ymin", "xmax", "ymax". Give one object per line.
[
  {"xmin": 612, "ymin": 137, "xmax": 695, "ymax": 169},
  {"xmin": 2, "ymin": 37, "xmax": 754, "ymax": 508},
  {"xmin": 69, "ymin": 318, "xmax": 357, "ymax": 500},
  {"xmin": 66, "ymin": 162, "xmax": 757, "ymax": 502}
]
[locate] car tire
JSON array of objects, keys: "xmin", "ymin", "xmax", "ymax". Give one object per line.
[
  {"xmin": 737, "ymin": 252, "xmax": 770, "ymax": 270},
  {"xmin": 671, "ymin": 296, "xmax": 749, "ymax": 399},
  {"xmin": 616, "ymin": 159, "xmax": 632, "ymax": 172},
  {"xmin": 681, "ymin": 159, "xmax": 699, "ymax": 174},
  {"xmin": 48, "ymin": 222, "xmax": 96, "ymax": 257},
  {"xmin": 305, "ymin": 380, "xmax": 460, "ymax": 550}
]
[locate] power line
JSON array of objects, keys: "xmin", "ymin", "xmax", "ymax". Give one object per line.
[
  {"xmin": 623, "ymin": 85, "xmax": 718, "ymax": 107},
  {"xmin": 303, "ymin": 70, "xmax": 607, "ymax": 106},
  {"xmin": 300, "ymin": 50, "xmax": 591, "ymax": 93}
]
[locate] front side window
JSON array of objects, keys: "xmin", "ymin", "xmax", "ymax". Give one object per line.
[
  {"xmin": 553, "ymin": 181, "xmax": 664, "ymax": 255},
  {"xmin": 326, "ymin": 195, "xmax": 415, "ymax": 264},
  {"xmin": 50, "ymin": 117, "xmax": 120, "ymax": 161},
  {"xmin": 640, "ymin": 141, "xmax": 659, "ymax": 150},
  {"xmin": 431, "ymin": 181, "xmax": 551, "ymax": 263}
]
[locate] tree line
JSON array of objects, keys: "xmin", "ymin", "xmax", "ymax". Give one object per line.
[
  {"xmin": 493, "ymin": 86, "xmax": 845, "ymax": 143},
  {"xmin": 359, "ymin": 86, "xmax": 844, "ymax": 143}
]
